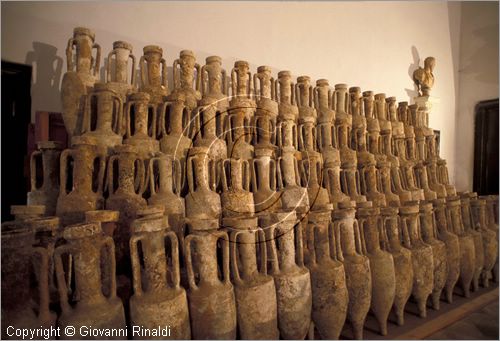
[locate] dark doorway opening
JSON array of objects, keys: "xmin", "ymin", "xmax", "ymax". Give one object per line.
[
  {"xmin": 473, "ymin": 98, "xmax": 499, "ymax": 195},
  {"xmin": 2, "ymin": 61, "xmax": 32, "ymax": 221}
]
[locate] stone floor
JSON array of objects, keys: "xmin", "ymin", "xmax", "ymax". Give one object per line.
[{"xmin": 426, "ymin": 300, "xmax": 499, "ymax": 340}]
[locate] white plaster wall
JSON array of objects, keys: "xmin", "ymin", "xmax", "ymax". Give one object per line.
[
  {"xmin": 2, "ymin": 1, "xmax": 458, "ymax": 180},
  {"xmin": 454, "ymin": 1, "xmax": 499, "ymax": 191}
]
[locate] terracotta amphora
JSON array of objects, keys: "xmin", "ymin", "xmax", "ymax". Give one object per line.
[
  {"xmin": 56, "ymin": 136, "xmax": 106, "ymax": 226},
  {"xmin": 414, "ymin": 161, "xmax": 438, "ymax": 201},
  {"xmin": 357, "ymin": 203, "xmax": 396, "ymax": 336},
  {"xmin": 253, "ymin": 66, "xmax": 278, "ymax": 150},
  {"xmin": 296, "ymin": 75, "xmax": 317, "ymax": 120},
  {"xmin": 432, "ymin": 198, "xmax": 460, "ymax": 303},
  {"xmin": 299, "ymin": 152, "xmax": 332, "ymax": 212},
  {"xmin": 459, "ymin": 192, "xmax": 485, "ymax": 292},
  {"xmin": 315, "ymin": 79, "xmax": 340, "ymax": 169},
  {"xmin": 380, "ymin": 207, "xmax": 413, "ymax": 326},
  {"xmin": 184, "ymin": 218, "xmax": 237, "ymax": 339},
  {"xmin": 1, "ymin": 219, "xmax": 55, "ymax": 339},
  {"xmin": 425, "ymin": 159, "xmax": 447, "ymax": 199},
  {"xmin": 124, "ymin": 92, "xmax": 160, "ymax": 158},
  {"xmin": 221, "ymin": 158, "xmax": 254, "ymax": 217},
  {"xmin": 277, "ymin": 71, "xmax": 299, "ymax": 123},
  {"xmin": 105, "ymin": 144, "xmax": 147, "ymax": 273},
  {"xmin": 265, "ymin": 210, "xmax": 312, "ymax": 339},
  {"xmin": 129, "ymin": 215, "xmax": 190, "ymax": 339},
  {"xmin": 484, "ymin": 195, "xmax": 499, "ymax": 282},
  {"xmin": 10, "ymin": 204, "xmax": 46, "ymax": 221},
  {"xmin": 105, "ymin": 41, "xmax": 136, "ymax": 101},
  {"xmin": 419, "ymin": 202, "xmax": 447, "ymax": 310},
  {"xmin": 399, "ymin": 202, "xmax": 434, "ymax": 318},
  {"xmin": 61, "ymin": 27, "xmax": 101, "ymax": 138},
  {"xmin": 147, "ymin": 153, "xmax": 185, "ymax": 250},
  {"xmin": 185, "ymin": 146, "xmax": 221, "ymax": 220},
  {"xmin": 251, "ymin": 147, "xmax": 282, "ymax": 214},
  {"xmin": 54, "ymin": 222, "xmax": 126, "ymax": 339},
  {"xmin": 200, "ymin": 55, "xmax": 229, "ymax": 112},
  {"xmin": 139, "ymin": 45, "xmax": 168, "ymax": 104},
  {"xmin": 471, "ymin": 198, "xmax": 498, "ymax": 288},
  {"xmin": 224, "ymin": 216, "xmax": 279, "ymax": 339},
  {"xmin": 446, "ymin": 196, "xmax": 475, "ymax": 298},
  {"xmin": 305, "ymin": 209, "xmax": 348, "ymax": 340},
  {"xmin": 332, "ymin": 201, "xmax": 371, "ymax": 339},
  {"xmin": 170, "ymin": 50, "xmax": 201, "ymax": 111},
  {"xmin": 81, "ymin": 82, "xmax": 123, "ymax": 154},
  {"xmin": 28, "ymin": 141, "xmax": 63, "ymax": 215}
]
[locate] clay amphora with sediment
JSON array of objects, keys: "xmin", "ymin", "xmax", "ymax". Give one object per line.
[
  {"xmin": 432, "ymin": 198, "xmax": 460, "ymax": 303},
  {"xmin": 470, "ymin": 198, "xmax": 498, "ymax": 287},
  {"xmin": 1, "ymin": 219, "xmax": 54, "ymax": 339},
  {"xmin": 305, "ymin": 209, "xmax": 348, "ymax": 340},
  {"xmin": 253, "ymin": 66, "xmax": 278, "ymax": 149},
  {"xmin": 419, "ymin": 202, "xmax": 448, "ymax": 310},
  {"xmin": 105, "ymin": 41, "xmax": 136, "ymax": 100},
  {"xmin": 54, "ymin": 222, "xmax": 125, "ymax": 339},
  {"xmin": 357, "ymin": 203, "xmax": 395, "ymax": 335},
  {"xmin": 81, "ymin": 82, "xmax": 123, "ymax": 154},
  {"xmin": 460, "ymin": 192, "xmax": 485, "ymax": 292},
  {"xmin": 148, "ymin": 153, "xmax": 185, "ymax": 246},
  {"xmin": 414, "ymin": 161, "xmax": 438, "ymax": 200},
  {"xmin": 265, "ymin": 210, "xmax": 312, "ymax": 339},
  {"xmin": 399, "ymin": 202, "xmax": 434, "ymax": 318},
  {"xmin": 185, "ymin": 146, "xmax": 221, "ymax": 219},
  {"xmin": 380, "ymin": 206, "xmax": 413, "ymax": 326},
  {"xmin": 139, "ymin": 45, "xmax": 168, "ymax": 104},
  {"xmin": 251, "ymin": 147, "xmax": 282, "ymax": 214},
  {"xmin": 332, "ymin": 201, "xmax": 371, "ymax": 339},
  {"xmin": 315, "ymin": 80, "xmax": 340, "ymax": 165},
  {"xmin": 224, "ymin": 216, "xmax": 279, "ymax": 339},
  {"xmin": 28, "ymin": 141, "xmax": 62, "ymax": 215},
  {"xmin": 221, "ymin": 158, "xmax": 254, "ymax": 217},
  {"xmin": 56, "ymin": 136, "xmax": 106, "ymax": 226},
  {"xmin": 170, "ymin": 50, "xmax": 201, "ymax": 111},
  {"xmin": 61, "ymin": 27, "xmax": 101, "ymax": 138},
  {"xmin": 124, "ymin": 92, "xmax": 160, "ymax": 158},
  {"xmin": 105, "ymin": 144, "xmax": 147, "ymax": 270},
  {"xmin": 227, "ymin": 61, "xmax": 255, "ymax": 160},
  {"xmin": 184, "ymin": 218, "xmax": 237, "ymax": 339},
  {"xmin": 484, "ymin": 195, "xmax": 499, "ymax": 282},
  {"xmin": 299, "ymin": 152, "xmax": 331, "ymax": 212},
  {"xmin": 296, "ymin": 75, "xmax": 317, "ymax": 120},
  {"xmin": 425, "ymin": 159, "xmax": 447, "ymax": 199},
  {"xmin": 277, "ymin": 71, "xmax": 299, "ymax": 122},
  {"xmin": 200, "ymin": 55, "xmax": 229, "ymax": 111},
  {"xmin": 445, "ymin": 196, "xmax": 475, "ymax": 298},
  {"xmin": 129, "ymin": 215, "xmax": 190, "ymax": 339}
]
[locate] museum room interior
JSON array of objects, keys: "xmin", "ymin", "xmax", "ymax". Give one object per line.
[{"xmin": 1, "ymin": 1, "xmax": 498, "ymax": 340}]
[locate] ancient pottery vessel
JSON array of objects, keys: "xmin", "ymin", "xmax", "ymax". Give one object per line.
[
  {"xmin": 266, "ymin": 210, "xmax": 312, "ymax": 340},
  {"xmin": 332, "ymin": 201, "xmax": 371, "ymax": 339},
  {"xmin": 460, "ymin": 192, "xmax": 485, "ymax": 292},
  {"xmin": 105, "ymin": 40, "xmax": 136, "ymax": 100},
  {"xmin": 305, "ymin": 209, "xmax": 348, "ymax": 340},
  {"xmin": 184, "ymin": 218, "xmax": 237, "ymax": 339},
  {"xmin": 399, "ymin": 202, "xmax": 434, "ymax": 318},
  {"xmin": 224, "ymin": 216, "xmax": 279, "ymax": 339},
  {"xmin": 28, "ymin": 141, "xmax": 63, "ymax": 215},
  {"xmin": 61, "ymin": 27, "xmax": 101, "ymax": 138},
  {"xmin": 357, "ymin": 203, "xmax": 396, "ymax": 335},
  {"xmin": 129, "ymin": 215, "xmax": 190, "ymax": 339},
  {"xmin": 124, "ymin": 92, "xmax": 160, "ymax": 158},
  {"xmin": 1, "ymin": 219, "xmax": 55, "ymax": 339},
  {"xmin": 484, "ymin": 195, "xmax": 499, "ymax": 282},
  {"xmin": 446, "ymin": 196, "xmax": 475, "ymax": 297},
  {"xmin": 139, "ymin": 45, "xmax": 168, "ymax": 104},
  {"xmin": 221, "ymin": 158, "xmax": 254, "ymax": 217},
  {"xmin": 81, "ymin": 82, "xmax": 124, "ymax": 154},
  {"xmin": 380, "ymin": 206, "xmax": 413, "ymax": 326},
  {"xmin": 433, "ymin": 198, "xmax": 460, "ymax": 303},
  {"xmin": 470, "ymin": 198, "xmax": 498, "ymax": 287},
  {"xmin": 170, "ymin": 50, "xmax": 201, "ymax": 110},
  {"xmin": 159, "ymin": 95, "xmax": 192, "ymax": 164},
  {"xmin": 251, "ymin": 147, "xmax": 282, "ymax": 214},
  {"xmin": 54, "ymin": 222, "xmax": 126, "ymax": 339},
  {"xmin": 185, "ymin": 146, "xmax": 221, "ymax": 219},
  {"xmin": 253, "ymin": 65, "xmax": 278, "ymax": 152},
  {"xmin": 419, "ymin": 202, "xmax": 447, "ymax": 310},
  {"xmin": 56, "ymin": 136, "xmax": 106, "ymax": 226}
]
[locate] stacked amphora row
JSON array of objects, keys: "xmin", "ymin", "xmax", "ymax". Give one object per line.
[{"xmin": 2, "ymin": 26, "xmax": 498, "ymax": 340}]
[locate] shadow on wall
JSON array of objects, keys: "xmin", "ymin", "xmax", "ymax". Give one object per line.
[
  {"xmin": 25, "ymin": 42, "xmax": 63, "ymax": 118},
  {"xmin": 461, "ymin": 24, "xmax": 499, "ymax": 84},
  {"xmin": 405, "ymin": 45, "xmax": 420, "ymax": 102}
]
